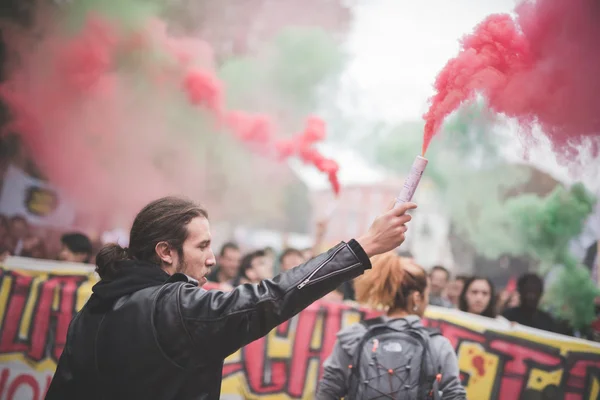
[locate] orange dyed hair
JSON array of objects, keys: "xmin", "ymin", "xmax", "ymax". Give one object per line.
[{"xmin": 354, "ymin": 252, "xmax": 428, "ymax": 311}]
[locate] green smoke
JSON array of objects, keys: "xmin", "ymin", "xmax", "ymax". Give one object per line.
[
  {"xmin": 46, "ymin": 1, "xmax": 347, "ymax": 230},
  {"xmin": 60, "ymin": 0, "xmax": 162, "ymax": 31},
  {"xmin": 502, "ymin": 183, "xmax": 598, "ymax": 329},
  {"xmin": 367, "ymin": 101, "xmax": 598, "ymax": 329},
  {"xmin": 219, "ymin": 26, "xmax": 345, "ymax": 126}
]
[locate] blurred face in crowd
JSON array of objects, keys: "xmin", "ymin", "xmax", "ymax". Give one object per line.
[
  {"xmin": 520, "ymin": 280, "xmax": 543, "ymax": 311},
  {"xmin": 21, "ymin": 236, "xmax": 46, "ymax": 259},
  {"xmin": 245, "ymin": 254, "xmax": 270, "ymax": 283},
  {"xmin": 465, "ymin": 279, "xmax": 492, "ymax": 315},
  {"xmin": 429, "ymin": 269, "xmax": 449, "ymax": 297},
  {"xmin": 10, "ymin": 217, "xmax": 29, "ymax": 240},
  {"xmin": 446, "ymin": 278, "xmax": 465, "ymax": 306},
  {"xmin": 158, "ymin": 217, "xmax": 216, "ymax": 286},
  {"xmin": 281, "ymin": 252, "xmax": 304, "ymax": 272},
  {"xmin": 220, "ymin": 247, "xmax": 241, "ymax": 278},
  {"xmin": 58, "ymin": 245, "xmax": 89, "ymax": 263},
  {"xmin": 219, "ymin": 247, "xmax": 241, "ymax": 280}
]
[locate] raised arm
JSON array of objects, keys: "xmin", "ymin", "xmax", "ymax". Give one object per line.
[{"xmin": 155, "ymin": 202, "xmax": 417, "ymax": 364}]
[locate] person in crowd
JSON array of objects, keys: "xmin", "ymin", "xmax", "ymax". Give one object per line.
[
  {"xmin": 46, "ymin": 196, "xmax": 417, "ymax": 400},
  {"xmin": 429, "ymin": 265, "xmax": 454, "ymax": 308},
  {"xmin": 234, "ymin": 249, "xmax": 271, "ymax": 285},
  {"xmin": 496, "ymin": 287, "xmax": 520, "ymax": 316},
  {"xmin": 207, "ymin": 242, "xmax": 241, "ymax": 285},
  {"xmin": 58, "ymin": 233, "xmax": 93, "ymax": 263},
  {"xmin": 446, "ymin": 275, "xmax": 467, "ymax": 308},
  {"xmin": 279, "ymin": 248, "xmax": 305, "ymax": 272},
  {"xmin": 20, "ymin": 235, "xmax": 47, "ymax": 259},
  {"xmin": 8, "ymin": 215, "xmax": 29, "ymax": 255},
  {"xmin": 317, "ymin": 252, "xmax": 466, "ymax": 399},
  {"xmin": 459, "ymin": 277, "xmax": 497, "ymax": 318},
  {"xmin": 502, "ymin": 273, "xmax": 570, "ymax": 334}
]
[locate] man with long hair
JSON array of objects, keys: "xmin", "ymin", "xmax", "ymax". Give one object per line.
[{"xmin": 46, "ymin": 196, "xmax": 417, "ymax": 400}]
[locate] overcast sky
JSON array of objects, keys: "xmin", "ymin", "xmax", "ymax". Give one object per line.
[
  {"xmin": 341, "ymin": 0, "xmax": 516, "ymax": 122},
  {"xmin": 337, "ymin": 0, "xmax": 599, "ymax": 193}
]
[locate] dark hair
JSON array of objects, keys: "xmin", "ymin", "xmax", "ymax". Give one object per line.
[
  {"xmin": 517, "ymin": 273, "xmax": 543, "ymax": 294},
  {"xmin": 455, "ymin": 274, "xmax": 469, "ymax": 282},
  {"xmin": 21, "ymin": 236, "xmax": 47, "ymax": 259},
  {"xmin": 95, "ymin": 197, "xmax": 208, "ymax": 280},
  {"xmin": 430, "ymin": 265, "xmax": 450, "ymax": 280},
  {"xmin": 61, "ymin": 233, "xmax": 93, "ymax": 262},
  {"xmin": 238, "ymin": 250, "xmax": 266, "ymax": 280},
  {"xmin": 459, "ymin": 277, "xmax": 496, "ymax": 318},
  {"xmin": 219, "ymin": 242, "xmax": 239, "ymax": 257},
  {"xmin": 279, "ymin": 248, "xmax": 303, "ymax": 264},
  {"xmin": 355, "ymin": 252, "xmax": 428, "ymax": 311}
]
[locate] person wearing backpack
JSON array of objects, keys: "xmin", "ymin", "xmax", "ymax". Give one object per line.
[{"xmin": 316, "ymin": 253, "xmax": 466, "ymax": 400}]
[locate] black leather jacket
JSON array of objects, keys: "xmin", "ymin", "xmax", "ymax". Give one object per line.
[{"xmin": 46, "ymin": 240, "xmax": 371, "ymax": 400}]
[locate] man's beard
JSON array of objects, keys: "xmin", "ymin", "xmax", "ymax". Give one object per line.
[{"xmin": 175, "ymin": 257, "xmax": 188, "ymax": 275}]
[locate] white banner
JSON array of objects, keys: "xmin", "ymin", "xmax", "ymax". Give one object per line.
[{"xmin": 0, "ymin": 165, "xmax": 75, "ymax": 228}]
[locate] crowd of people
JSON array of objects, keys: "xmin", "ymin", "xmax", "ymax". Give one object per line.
[
  {"xmin": 0, "ymin": 214, "xmax": 95, "ymax": 263},
  {"xmin": 204, "ymin": 241, "xmax": 584, "ymax": 338},
  {"xmin": 1, "ymin": 196, "xmax": 596, "ymax": 399},
  {"xmin": 0, "ymin": 211, "xmax": 595, "ymax": 340}
]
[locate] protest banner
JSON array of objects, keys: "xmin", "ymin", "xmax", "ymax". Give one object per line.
[{"xmin": 1, "ymin": 262, "xmax": 599, "ymax": 399}]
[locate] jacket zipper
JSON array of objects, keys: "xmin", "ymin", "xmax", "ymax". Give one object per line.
[
  {"xmin": 297, "ymin": 263, "xmax": 361, "ymax": 289},
  {"xmin": 297, "ymin": 245, "xmax": 344, "ymax": 289}
]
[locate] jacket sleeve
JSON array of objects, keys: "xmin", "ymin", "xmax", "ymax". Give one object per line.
[
  {"xmin": 315, "ymin": 341, "xmax": 352, "ymax": 399},
  {"xmin": 154, "ymin": 240, "xmax": 371, "ymax": 365},
  {"xmin": 437, "ymin": 338, "xmax": 467, "ymax": 400}
]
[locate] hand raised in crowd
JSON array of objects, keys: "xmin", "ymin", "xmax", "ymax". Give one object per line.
[{"xmin": 357, "ymin": 201, "xmax": 417, "ymax": 258}]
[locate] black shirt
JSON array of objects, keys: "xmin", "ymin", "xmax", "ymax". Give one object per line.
[{"xmin": 502, "ymin": 306, "xmax": 570, "ymax": 335}]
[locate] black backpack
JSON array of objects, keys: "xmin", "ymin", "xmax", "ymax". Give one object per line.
[{"xmin": 346, "ymin": 317, "xmax": 443, "ymax": 400}]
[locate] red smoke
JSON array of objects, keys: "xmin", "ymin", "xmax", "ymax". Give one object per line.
[
  {"xmin": 0, "ymin": 15, "xmax": 339, "ymax": 230},
  {"xmin": 182, "ymin": 70, "xmax": 340, "ymax": 195},
  {"xmin": 423, "ymin": 0, "xmax": 600, "ymax": 160}
]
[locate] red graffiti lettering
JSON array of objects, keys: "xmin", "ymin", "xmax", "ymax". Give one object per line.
[
  {"xmin": 0, "ymin": 273, "xmax": 33, "ymax": 355},
  {"xmin": 565, "ymin": 354, "xmax": 600, "ymax": 390},
  {"xmin": 434, "ymin": 320, "xmax": 486, "ymax": 349},
  {"xmin": 490, "ymin": 337, "xmax": 561, "ymax": 399},
  {"xmin": 43, "ymin": 375, "xmax": 52, "ymax": 399},
  {"xmin": 287, "ymin": 303, "xmax": 321, "ymax": 398},
  {"xmin": 243, "ymin": 330, "xmax": 287, "ymax": 394},
  {"xmin": 0, "ymin": 369, "xmax": 9, "ymax": 394},
  {"xmin": 318, "ymin": 303, "xmax": 345, "ymax": 379},
  {"xmin": 7, "ymin": 374, "xmax": 39, "ymax": 400},
  {"xmin": 29, "ymin": 275, "xmax": 87, "ymax": 361},
  {"xmin": 472, "ymin": 355, "xmax": 485, "ymax": 376},
  {"xmin": 0, "ymin": 271, "xmax": 87, "ymax": 363},
  {"xmin": 222, "ymin": 359, "xmax": 242, "ymax": 377}
]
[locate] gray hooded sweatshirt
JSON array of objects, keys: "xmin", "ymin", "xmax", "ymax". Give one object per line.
[{"xmin": 316, "ymin": 315, "xmax": 466, "ymax": 399}]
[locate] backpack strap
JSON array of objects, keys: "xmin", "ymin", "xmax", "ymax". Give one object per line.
[
  {"xmin": 416, "ymin": 326, "xmax": 443, "ymax": 400},
  {"xmin": 360, "ymin": 316, "xmax": 386, "ymax": 329},
  {"xmin": 348, "ymin": 318, "xmax": 404, "ymax": 395}
]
